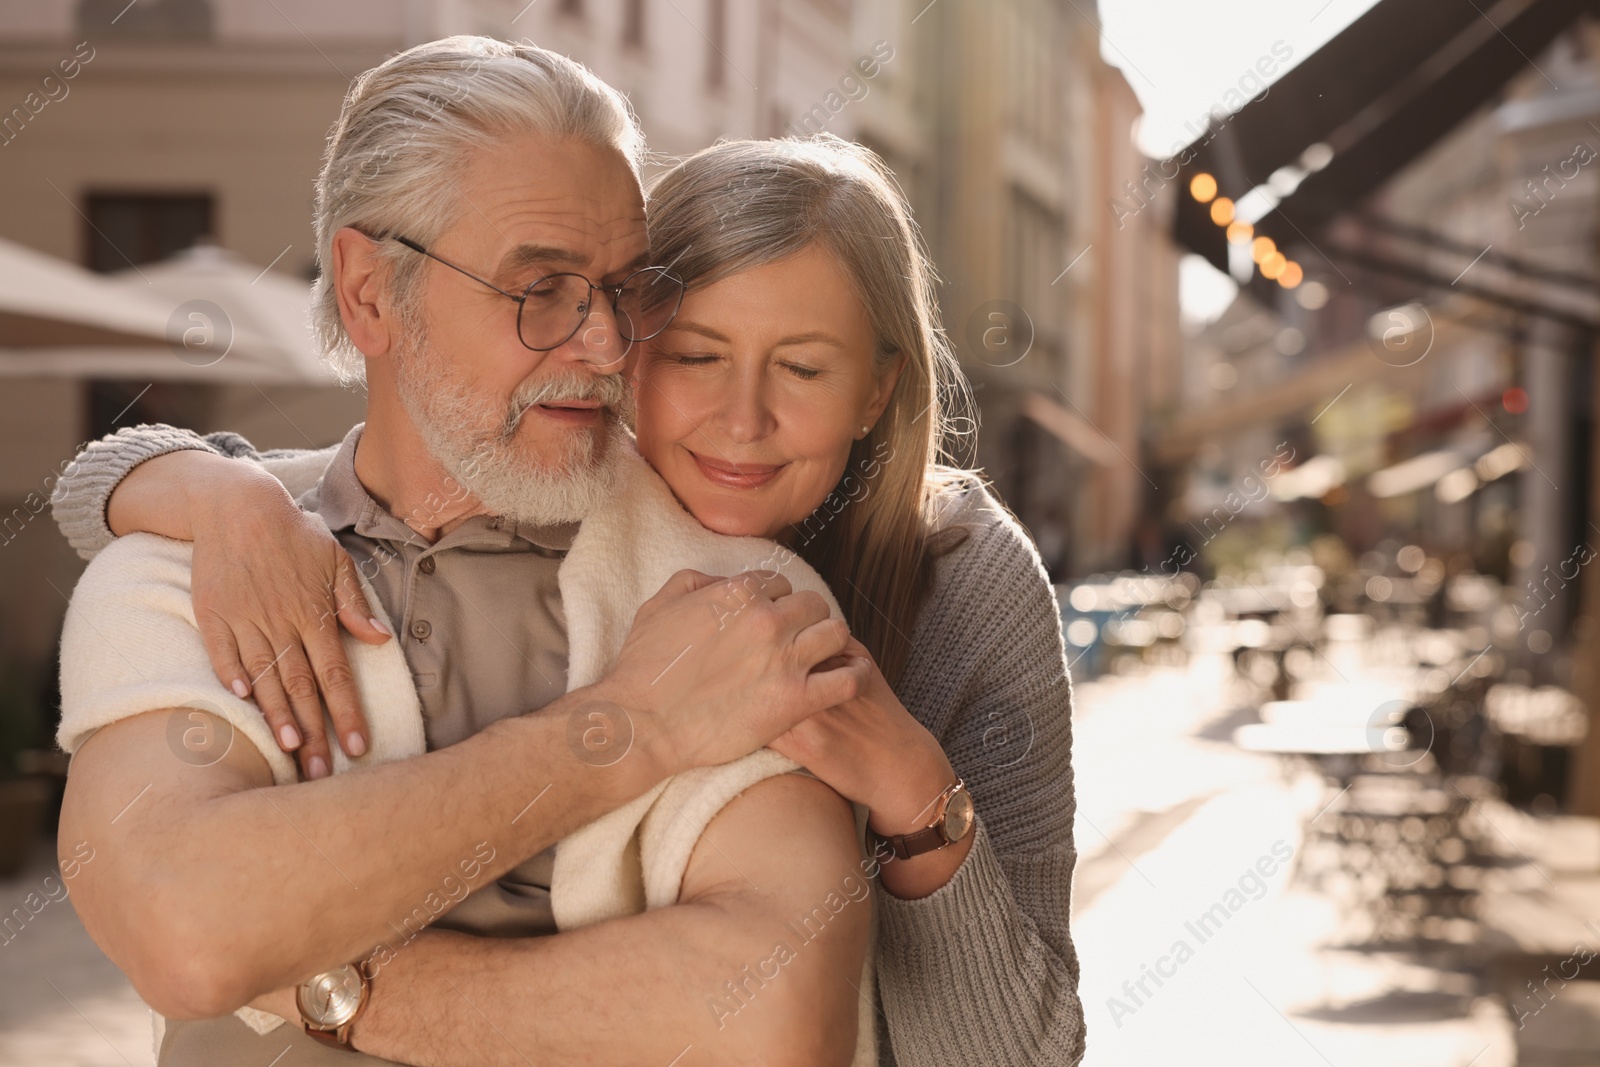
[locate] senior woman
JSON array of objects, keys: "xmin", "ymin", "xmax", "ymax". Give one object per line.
[{"xmin": 52, "ymin": 135, "xmax": 1084, "ymax": 1066}]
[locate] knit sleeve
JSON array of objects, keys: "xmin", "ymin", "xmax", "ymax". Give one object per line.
[
  {"xmin": 50, "ymin": 424, "xmax": 224, "ymax": 561},
  {"xmin": 50, "ymin": 423, "xmax": 340, "ymax": 562},
  {"xmin": 874, "ymin": 486, "xmax": 1086, "ymax": 1067}
]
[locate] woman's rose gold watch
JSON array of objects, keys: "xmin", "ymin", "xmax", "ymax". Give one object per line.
[
  {"xmin": 870, "ymin": 779, "xmax": 974, "ymax": 861},
  {"xmin": 297, "ymin": 962, "xmax": 371, "ymax": 1051}
]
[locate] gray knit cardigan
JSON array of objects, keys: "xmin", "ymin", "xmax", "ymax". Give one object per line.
[{"xmin": 50, "ymin": 423, "xmax": 1087, "ymax": 1067}]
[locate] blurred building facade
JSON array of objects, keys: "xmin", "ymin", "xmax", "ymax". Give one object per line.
[{"xmin": 868, "ymin": 0, "xmax": 1182, "ymax": 580}]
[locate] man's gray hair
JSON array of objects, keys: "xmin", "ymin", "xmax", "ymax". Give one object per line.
[{"xmin": 311, "ymin": 36, "xmax": 644, "ymax": 383}]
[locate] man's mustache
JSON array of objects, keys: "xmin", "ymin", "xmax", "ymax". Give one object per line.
[{"xmin": 501, "ymin": 371, "xmax": 631, "ymax": 436}]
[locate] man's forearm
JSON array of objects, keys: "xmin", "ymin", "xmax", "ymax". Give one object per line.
[
  {"xmin": 348, "ymin": 905, "xmax": 860, "ymax": 1067},
  {"xmin": 63, "ymin": 688, "xmax": 666, "ymax": 1016},
  {"xmin": 340, "ymin": 774, "xmax": 870, "ymax": 1067}
]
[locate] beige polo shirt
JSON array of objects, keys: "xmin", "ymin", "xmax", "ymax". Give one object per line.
[{"xmin": 160, "ymin": 423, "xmax": 576, "ymax": 1065}]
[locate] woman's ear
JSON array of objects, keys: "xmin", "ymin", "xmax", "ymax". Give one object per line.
[
  {"xmin": 861, "ymin": 351, "xmax": 908, "ymax": 427},
  {"xmin": 331, "ymin": 227, "xmax": 394, "ymax": 360}
]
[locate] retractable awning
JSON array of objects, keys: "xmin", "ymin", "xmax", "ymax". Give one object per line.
[{"xmin": 1171, "ymin": 0, "xmax": 1600, "ymax": 274}]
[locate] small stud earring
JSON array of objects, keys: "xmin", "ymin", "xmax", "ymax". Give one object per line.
[{"xmin": 860, "ymin": 424, "xmax": 870, "ymax": 435}]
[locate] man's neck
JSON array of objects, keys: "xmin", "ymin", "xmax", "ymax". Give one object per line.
[{"xmin": 354, "ymin": 400, "xmax": 493, "ymax": 543}]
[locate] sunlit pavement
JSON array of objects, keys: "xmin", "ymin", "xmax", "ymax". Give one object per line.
[
  {"xmin": 0, "ymin": 838, "xmax": 154, "ymax": 1067},
  {"xmin": 1071, "ymin": 652, "xmax": 1517, "ymax": 1067}
]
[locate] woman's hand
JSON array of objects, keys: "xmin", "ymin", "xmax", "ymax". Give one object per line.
[
  {"xmin": 113, "ymin": 451, "xmax": 393, "ymax": 779},
  {"xmin": 768, "ymin": 638, "xmax": 974, "ymax": 899}
]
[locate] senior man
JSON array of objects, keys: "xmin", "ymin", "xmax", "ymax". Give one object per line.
[{"xmin": 55, "ymin": 37, "xmax": 867, "ymax": 1066}]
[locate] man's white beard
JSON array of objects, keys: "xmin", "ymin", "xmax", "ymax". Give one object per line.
[{"xmin": 394, "ymin": 329, "xmax": 630, "ymax": 526}]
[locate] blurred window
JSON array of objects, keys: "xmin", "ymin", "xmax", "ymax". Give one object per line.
[
  {"xmin": 1003, "ymin": 0, "xmax": 1065, "ymax": 153},
  {"xmin": 856, "ymin": 135, "xmax": 925, "ymax": 223},
  {"xmin": 78, "ymin": 192, "xmax": 217, "ymax": 443},
  {"xmin": 82, "ymin": 193, "xmax": 213, "ymax": 274},
  {"xmin": 706, "ymin": 0, "xmax": 726, "ymax": 89},
  {"xmin": 76, "ymin": 0, "xmax": 213, "ymax": 38},
  {"xmin": 623, "ymin": 0, "xmax": 646, "ymax": 48},
  {"xmin": 1008, "ymin": 188, "xmax": 1066, "ymax": 371}
]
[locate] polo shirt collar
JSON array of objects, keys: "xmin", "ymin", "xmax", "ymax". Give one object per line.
[{"xmin": 308, "ymin": 422, "xmax": 579, "ymax": 554}]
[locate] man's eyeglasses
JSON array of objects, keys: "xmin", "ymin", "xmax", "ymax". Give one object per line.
[{"xmin": 392, "ymin": 236, "xmax": 685, "ymax": 353}]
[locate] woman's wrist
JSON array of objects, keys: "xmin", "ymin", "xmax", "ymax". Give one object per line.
[
  {"xmin": 108, "ymin": 449, "xmax": 283, "ymax": 541},
  {"xmin": 185, "ymin": 453, "xmax": 296, "ymax": 542},
  {"xmin": 864, "ymin": 726, "xmax": 959, "ymax": 837},
  {"xmin": 860, "ymin": 725, "xmax": 975, "ymax": 900}
]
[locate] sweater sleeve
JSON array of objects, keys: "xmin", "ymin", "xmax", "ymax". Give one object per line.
[
  {"xmin": 50, "ymin": 423, "xmax": 342, "ymax": 562},
  {"xmin": 873, "ymin": 488, "xmax": 1086, "ymax": 1067}
]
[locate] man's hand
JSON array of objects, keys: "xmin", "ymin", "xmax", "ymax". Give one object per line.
[{"xmin": 594, "ymin": 569, "xmax": 866, "ymax": 772}]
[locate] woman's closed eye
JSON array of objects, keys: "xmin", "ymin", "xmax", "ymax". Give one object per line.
[
  {"xmin": 665, "ymin": 352, "xmax": 721, "ymax": 367},
  {"xmin": 656, "ymin": 350, "xmax": 821, "ymax": 381},
  {"xmin": 779, "ymin": 360, "xmax": 821, "ymax": 380}
]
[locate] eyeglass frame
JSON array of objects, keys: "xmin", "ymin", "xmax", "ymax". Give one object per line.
[{"xmin": 390, "ymin": 235, "xmax": 685, "ymax": 353}]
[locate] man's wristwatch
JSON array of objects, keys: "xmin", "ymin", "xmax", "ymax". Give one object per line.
[
  {"xmin": 869, "ymin": 778, "xmax": 975, "ymax": 861},
  {"xmin": 297, "ymin": 962, "xmax": 371, "ymax": 1052}
]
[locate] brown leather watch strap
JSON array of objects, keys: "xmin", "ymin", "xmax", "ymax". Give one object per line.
[
  {"xmin": 877, "ymin": 823, "xmax": 947, "ymax": 861},
  {"xmin": 870, "ymin": 779, "xmax": 971, "ymax": 861},
  {"xmin": 305, "ymin": 1025, "xmax": 357, "ymax": 1052}
]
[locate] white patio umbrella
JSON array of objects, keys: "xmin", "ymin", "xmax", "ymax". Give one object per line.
[
  {"xmin": 0, "ymin": 235, "xmax": 178, "ymax": 375},
  {"xmin": 111, "ymin": 243, "xmax": 338, "ymax": 384},
  {"xmin": 0, "ymin": 238, "xmax": 338, "ymax": 383}
]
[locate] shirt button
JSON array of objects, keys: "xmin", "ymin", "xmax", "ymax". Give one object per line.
[
  {"xmin": 418, "ymin": 556, "xmax": 436, "ymax": 575},
  {"xmin": 410, "ymin": 620, "xmax": 432, "ymax": 641}
]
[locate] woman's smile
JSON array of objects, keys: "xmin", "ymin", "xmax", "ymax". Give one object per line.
[{"xmin": 686, "ymin": 448, "xmax": 786, "ymax": 490}]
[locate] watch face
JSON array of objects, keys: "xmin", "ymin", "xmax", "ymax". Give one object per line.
[
  {"xmin": 299, "ymin": 964, "xmax": 365, "ymax": 1027},
  {"xmin": 942, "ymin": 787, "xmax": 975, "ymax": 842}
]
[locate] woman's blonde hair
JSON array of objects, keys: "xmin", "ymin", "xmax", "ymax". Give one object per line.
[{"xmin": 646, "ymin": 136, "xmax": 975, "ymax": 685}]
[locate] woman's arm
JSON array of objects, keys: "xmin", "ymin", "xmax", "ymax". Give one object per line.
[
  {"xmin": 872, "ymin": 491, "xmax": 1085, "ymax": 1067},
  {"xmin": 53, "ymin": 423, "xmax": 224, "ymax": 559},
  {"xmin": 50, "ymin": 422, "xmax": 387, "ymax": 779},
  {"xmin": 769, "ymin": 486, "xmax": 1084, "ymax": 1064},
  {"xmin": 767, "ymin": 642, "xmax": 973, "ymax": 900},
  {"xmin": 50, "ymin": 422, "xmax": 337, "ymax": 560}
]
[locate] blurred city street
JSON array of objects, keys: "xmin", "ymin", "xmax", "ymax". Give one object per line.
[
  {"xmin": 1066, "ymin": 566, "xmax": 1600, "ymax": 1067},
  {"xmin": 1071, "ymin": 654, "xmax": 1512, "ymax": 1066}
]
